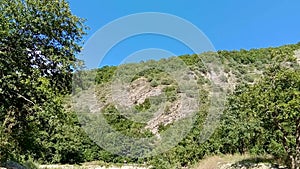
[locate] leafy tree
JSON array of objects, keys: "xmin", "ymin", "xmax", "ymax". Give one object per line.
[
  {"xmin": 219, "ymin": 66, "xmax": 300, "ymax": 169},
  {"xmin": 0, "ymin": 0, "xmax": 86, "ymax": 162},
  {"xmin": 217, "ymin": 84, "xmax": 269, "ymax": 155},
  {"xmin": 253, "ymin": 67, "xmax": 300, "ymax": 169},
  {"xmin": 95, "ymin": 66, "xmax": 117, "ymax": 84}
]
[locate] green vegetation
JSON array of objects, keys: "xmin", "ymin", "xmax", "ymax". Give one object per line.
[
  {"xmin": 217, "ymin": 66, "xmax": 300, "ymax": 168},
  {"xmin": 1, "ymin": 1, "xmax": 300, "ymax": 168},
  {"xmin": 0, "ymin": 0, "xmax": 92, "ymax": 165}
]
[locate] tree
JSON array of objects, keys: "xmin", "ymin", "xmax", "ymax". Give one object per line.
[
  {"xmin": 255, "ymin": 67, "xmax": 300, "ymax": 169},
  {"xmin": 221, "ymin": 66, "xmax": 300, "ymax": 169},
  {"xmin": 0, "ymin": 0, "xmax": 87, "ymax": 162}
]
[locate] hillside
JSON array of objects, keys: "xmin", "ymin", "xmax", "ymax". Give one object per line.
[
  {"xmin": 70, "ymin": 43, "xmax": 300, "ymax": 168},
  {"xmin": 2, "ymin": 43, "xmax": 300, "ymax": 169},
  {"xmin": 2, "ymin": 1, "xmax": 300, "ymax": 169},
  {"xmin": 74, "ymin": 43, "xmax": 300, "ymax": 137}
]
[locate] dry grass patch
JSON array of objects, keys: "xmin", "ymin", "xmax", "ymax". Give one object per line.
[{"xmin": 193, "ymin": 154, "xmax": 274, "ymax": 169}]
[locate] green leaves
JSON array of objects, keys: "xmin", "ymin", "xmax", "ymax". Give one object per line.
[
  {"xmin": 218, "ymin": 66, "xmax": 300, "ymax": 168},
  {"xmin": 1, "ymin": 1, "xmax": 300, "ymax": 166},
  {"xmin": 0, "ymin": 0, "xmax": 87, "ymax": 163}
]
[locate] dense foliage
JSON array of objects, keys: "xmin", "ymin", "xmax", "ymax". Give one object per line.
[
  {"xmin": 218, "ymin": 66, "xmax": 300, "ymax": 169},
  {"xmin": 1, "ymin": 1, "xmax": 300, "ymax": 168},
  {"xmin": 0, "ymin": 0, "xmax": 91, "ymax": 164},
  {"xmin": 86, "ymin": 43, "xmax": 300, "ymax": 169}
]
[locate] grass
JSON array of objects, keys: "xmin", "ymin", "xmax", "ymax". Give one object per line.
[{"xmin": 192, "ymin": 154, "xmax": 276, "ymax": 169}]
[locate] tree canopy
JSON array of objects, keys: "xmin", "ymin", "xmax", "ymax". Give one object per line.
[
  {"xmin": 219, "ymin": 66, "xmax": 300, "ymax": 169},
  {"xmin": 0, "ymin": 0, "xmax": 87, "ymax": 163},
  {"xmin": 1, "ymin": 1, "xmax": 300, "ymax": 168}
]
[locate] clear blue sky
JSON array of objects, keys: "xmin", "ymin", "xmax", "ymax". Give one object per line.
[{"xmin": 69, "ymin": 0, "xmax": 300, "ymax": 68}]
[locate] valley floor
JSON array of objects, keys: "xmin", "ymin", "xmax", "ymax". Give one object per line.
[
  {"xmin": 193, "ymin": 154, "xmax": 286, "ymax": 169},
  {"xmin": 34, "ymin": 154, "xmax": 286, "ymax": 169}
]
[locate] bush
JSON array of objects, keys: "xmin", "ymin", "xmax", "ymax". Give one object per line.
[{"xmin": 150, "ymin": 80, "xmax": 159, "ymax": 87}]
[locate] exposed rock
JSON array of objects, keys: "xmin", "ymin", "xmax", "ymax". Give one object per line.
[
  {"xmin": 2, "ymin": 161, "xmax": 25, "ymax": 169},
  {"xmin": 145, "ymin": 93, "xmax": 198, "ymax": 135},
  {"xmin": 111, "ymin": 77, "xmax": 162, "ymax": 107},
  {"xmin": 73, "ymin": 88, "xmax": 105, "ymax": 113},
  {"xmin": 108, "ymin": 76, "xmax": 199, "ymax": 135}
]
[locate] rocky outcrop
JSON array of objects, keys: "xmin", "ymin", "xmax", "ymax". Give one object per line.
[{"xmin": 111, "ymin": 77, "xmax": 162, "ymax": 107}]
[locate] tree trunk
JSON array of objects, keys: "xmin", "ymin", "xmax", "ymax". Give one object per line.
[
  {"xmin": 296, "ymin": 152, "xmax": 300, "ymax": 169},
  {"xmin": 288, "ymin": 155, "xmax": 296, "ymax": 169},
  {"xmin": 295, "ymin": 121, "xmax": 300, "ymax": 169},
  {"xmin": 284, "ymin": 135, "xmax": 300, "ymax": 169}
]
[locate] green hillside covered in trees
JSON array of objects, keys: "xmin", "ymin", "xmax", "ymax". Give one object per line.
[{"xmin": 1, "ymin": 0, "xmax": 300, "ymax": 169}]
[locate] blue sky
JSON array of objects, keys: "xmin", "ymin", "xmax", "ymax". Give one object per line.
[{"xmin": 69, "ymin": 0, "xmax": 300, "ymax": 68}]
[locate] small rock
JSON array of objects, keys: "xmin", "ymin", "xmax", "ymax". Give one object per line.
[{"xmin": 3, "ymin": 161, "xmax": 25, "ymax": 169}]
